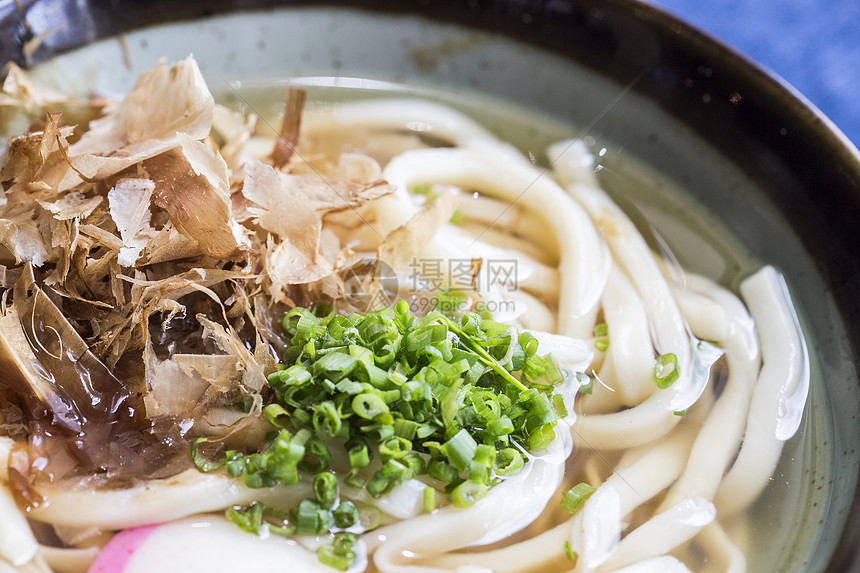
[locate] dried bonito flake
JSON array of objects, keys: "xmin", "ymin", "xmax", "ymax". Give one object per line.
[
  {"xmin": 212, "ymin": 103, "xmax": 257, "ymax": 169},
  {"xmin": 270, "ymin": 86, "xmax": 305, "ymax": 169},
  {"xmin": 265, "ymin": 234, "xmax": 332, "ymax": 295},
  {"xmin": 0, "ymin": 55, "xmax": 403, "ymax": 484},
  {"xmin": 38, "ymin": 191, "xmax": 102, "ymax": 221},
  {"xmin": 0, "ymin": 111, "xmax": 74, "ymax": 200},
  {"xmin": 0, "ymin": 210, "xmax": 51, "ymax": 266},
  {"xmin": 0, "ymin": 62, "xmax": 68, "ymax": 108},
  {"xmin": 62, "ymin": 55, "xmax": 214, "ymax": 187},
  {"xmin": 145, "ymin": 133, "xmax": 245, "ymax": 261},
  {"xmin": 143, "ymin": 351, "xmax": 212, "ymax": 419},
  {"xmin": 379, "ymin": 188, "xmax": 459, "ymax": 269},
  {"xmin": 1, "ymin": 265, "xmax": 132, "ymax": 434},
  {"xmin": 107, "ymin": 178, "xmax": 156, "ymax": 267},
  {"xmin": 196, "ymin": 314, "xmax": 268, "ymax": 393},
  {"xmin": 243, "ymin": 160, "xmax": 392, "ymax": 260}
]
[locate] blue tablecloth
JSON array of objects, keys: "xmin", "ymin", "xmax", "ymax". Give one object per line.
[{"xmin": 649, "ymin": 0, "xmax": 860, "ymax": 150}]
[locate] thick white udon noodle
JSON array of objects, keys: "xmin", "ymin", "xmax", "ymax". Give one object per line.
[{"xmin": 0, "ymin": 99, "xmax": 810, "ymax": 573}]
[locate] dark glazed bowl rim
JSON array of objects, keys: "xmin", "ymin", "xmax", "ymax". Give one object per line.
[{"xmin": 2, "ymin": 0, "xmax": 859, "ymax": 571}]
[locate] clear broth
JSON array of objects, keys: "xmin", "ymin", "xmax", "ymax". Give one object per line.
[{"xmin": 217, "ymin": 79, "xmax": 833, "ymax": 572}]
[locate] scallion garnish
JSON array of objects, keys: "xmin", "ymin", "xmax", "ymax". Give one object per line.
[
  {"xmin": 357, "ymin": 504, "xmax": 383, "ymax": 530},
  {"xmin": 654, "ymin": 352, "xmax": 680, "ymax": 389},
  {"xmin": 333, "ymin": 501, "xmax": 358, "ymax": 529},
  {"xmin": 450, "ymin": 479, "xmax": 488, "ymax": 508},
  {"xmin": 190, "ymin": 437, "xmax": 224, "ymax": 473},
  {"xmin": 294, "ymin": 498, "xmax": 334, "ymax": 536},
  {"xmin": 317, "ymin": 532, "xmax": 358, "ymax": 571},
  {"xmin": 193, "ymin": 303, "xmax": 567, "ymax": 569},
  {"xmin": 575, "ymin": 372, "xmax": 594, "ymax": 395},
  {"xmin": 314, "ymin": 471, "xmax": 338, "ymax": 508},
  {"xmin": 225, "ymin": 502, "xmax": 296, "ymax": 537},
  {"xmin": 494, "ymin": 447, "xmax": 525, "ymax": 476},
  {"xmin": 560, "ymin": 482, "xmax": 596, "ymax": 515},
  {"xmin": 423, "ymin": 487, "xmax": 436, "ymax": 513},
  {"xmin": 593, "ymin": 322, "xmax": 609, "ymax": 352},
  {"xmin": 564, "ymin": 540, "xmax": 579, "ymax": 565}
]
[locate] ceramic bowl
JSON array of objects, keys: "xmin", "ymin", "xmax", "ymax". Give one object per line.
[{"xmin": 2, "ymin": 1, "xmax": 858, "ymax": 571}]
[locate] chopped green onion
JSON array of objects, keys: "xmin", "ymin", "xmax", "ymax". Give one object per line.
[
  {"xmin": 294, "ymin": 499, "xmax": 333, "ymax": 536},
  {"xmin": 204, "ymin": 303, "xmax": 568, "ymax": 541},
  {"xmin": 312, "ymin": 401, "xmax": 343, "ymax": 439},
  {"xmin": 402, "ymin": 453, "xmax": 426, "ymax": 476},
  {"xmin": 486, "ymin": 416, "xmax": 515, "ymax": 438},
  {"xmin": 333, "ymin": 531, "xmax": 358, "ymax": 551},
  {"xmin": 444, "ymin": 429, "xmax": 477, "ymax": 472},
  {"xmin": 423, "ymin": 487, "xmax": 436, "ymax": 513},
  {"xmin": 450, "ymin": 480, "xmax": 488, "ymax": 508},
  {"xmin": 654, "ymin": 353, "xmax": 680, "ymax": 389},
  {"xmin": 226, "ymin": 502, "xmax": 264, "ymax": 534},
  {"xmin": 263, "ymin": 403, "xmax": 292, "ymax": 428},
  {"xmin": 393, "ymin": 418, "xmax": 419, "ymax": 440},
  {"xmin": 528, "ymin": 421, "xmax": 558, "ymax": 450},
  {"xmin": 271, "ymin": 364, "xmax": 312, "ymax": 392},
  {"xmin": 344, "ymin": 470, "xmax": 366, "ymax": 489},
  {"xmin": 519, "ymin": 332, "xmax": 539, "ymax": 357},
  {"xmin": 190, "ymin": 438, "xmax": 223, "ymax": 473},
  {"xmin": 312, "ymin": 351, "xmax": 358, "ymax": 382},
  {"xmin": 313, "ymin": 471, "xmax": 338, "ymax": 508},
  {"xmin": 261, "ymin": 505, "xmax": 295, "ymax": 537},
  {"xmin": 358, "ymin": 505, "xmax": 383, "ymax": 530},
  {"xmin": 367, "ymin": 459, "xmax": 411, "ymax": 498},
  {"xmin": 592, "ymin": 323, "xmax": 610, "ymax": 352},
  {"xmin": 394, "ymin": 300, "xmax": 410, "ymax": 316},
  {"xmin": 405, "ymin": 323, "xmax": 448, "ymax": 351},
  {"xmin": 552, "ymin": 393, "xmax": 568, "ymax": 418},
  {"xmin": 561, "ymin": 482, "xmax": 596, "ymax": 515},
  {"xmin": 346, "ymin": 437, "xmax": 371, "ymax": 469},
  {"xmin": 428, "ymin": 459, "xmax": 459, "ymax": 483},
  {"xmin": 379, "ymin": 436, "xmax": 412, "ymax": 462},
  {"xmin": 442, "ymin": 317, "xmax": 528, "ymax": 391},
  {"xmin": 434, "ymin": 289, "xmax": 467, "ymax": 316},
  {"xmin": 318, "ymin": 531, "xmax": 357, "ymax": 571},
  {"xmin": 299, "ymin": 435, "xmax": 331, "ymax": 475},
  {"xmin": 225, "ymin": 502, "xmax": 297, "ymax": 537},
  {"xmin": 333, "ymin": 501, "xmax": 358, "ymax": 528},
  {"xmin": 564, "ymin": 541, "xmax": 579, "ymax": 565},
  {"xmin": 576, "ymin": 372, "xmax": 594, "ymax": 394},
  {"xmin": 352, "ymin": 393, "xmax": 390, "ymax": 420},
  {"xmin": 364, "ymin": 424, "xmax": 396, "ymax": 444},
  {"xmin": 494, "ymin": 447, "xmax": 525, "ymax": 476}
]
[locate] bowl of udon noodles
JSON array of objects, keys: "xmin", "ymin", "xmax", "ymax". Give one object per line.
[{"xmin": 1, "ymin": 1, "xmax": 858, "ymax": 572}]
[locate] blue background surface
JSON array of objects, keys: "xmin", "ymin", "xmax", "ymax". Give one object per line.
[{"xmin": 648, "ymin": 0, "xmax": 860, "ymax": 149}]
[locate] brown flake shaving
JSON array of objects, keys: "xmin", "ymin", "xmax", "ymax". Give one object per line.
[
  {"xmin": 0, "ymin": 111, "xmax": 74, "ymax": 202},
  {"xmin": 378, "ymin": 189, "xmax": 459, "ymax": 269},
  {"xmin": 270, "ymin": 87, "xmax": 306, "ymax": 169},
  {"xmin": 243, "ymin": 160, "xmax": 392, "ymax": 260},
  {"xmin": 144, "ymin": 134, "xmax": 245, "ymax": 261},
  {"xmin": 58, "ymin": 56, "xmax": 212, "ymax": 191},
  {"xmin": 0, "ymin": 56, "xmax": 430, "ymax": 486}
]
